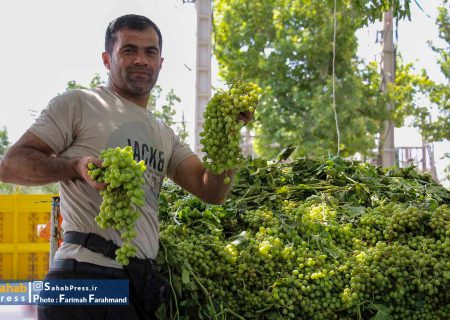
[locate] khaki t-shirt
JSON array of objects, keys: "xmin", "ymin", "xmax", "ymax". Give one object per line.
[{"xmin": 29, "ymin": 86, "xmax": 195, "ymax": 268}]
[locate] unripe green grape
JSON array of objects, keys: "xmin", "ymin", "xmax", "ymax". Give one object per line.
[
  {"xmin": 200, "ymin": 81, "xmax": 262, "ymax": 183},
  {"xmin": 88, "ymin": 146, "xmax": 146, "ymax": 265}
]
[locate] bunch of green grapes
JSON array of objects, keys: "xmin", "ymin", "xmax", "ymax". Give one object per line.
[
  {"xmin": 159, "ymin": 198, "xmax": 450, "ymax": 320},
  {"xmin": 88, "ymin": 146, "xmax": 146, "ymax": 265},
  {"xmin": 200, "ymin": 81, "xmax": 262, "ymax": 184}
]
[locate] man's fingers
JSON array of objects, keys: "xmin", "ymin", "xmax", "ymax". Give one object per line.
[
  {"xmin": 87, "ymin": 175, "xmax": 107, "ymax": 191},
  {"xmin": 238, "ymin": 111, "xmax": 254, "ymax": 124},
  {"xmin": 76, "ymin": 156, "xmax": 106, "ymax": 190},
  {"xmin": 93, "ymin": 182, "xmax": 107, "ymax": 191},
  {"xmin": 88, "ymin": 157, "xmax": 103, "ymax": 168}
]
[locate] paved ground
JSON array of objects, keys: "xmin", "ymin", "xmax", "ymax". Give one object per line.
[{"xmin": 0, "ymin": 305, "xmax": 37, "ymax": 320}]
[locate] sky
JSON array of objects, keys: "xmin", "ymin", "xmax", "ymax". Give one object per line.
[
  {"xmin": 0, "ymin": 0, "xmax": 448, "ymax": 185},
  {"xmin": 0, "ymin": 0, "xmax": 198, "ymax": 143}
]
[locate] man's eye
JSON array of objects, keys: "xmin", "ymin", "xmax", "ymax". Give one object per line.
[{"xmin": 123, "ymin": 48, "xmax": 135, "ymax": 54}]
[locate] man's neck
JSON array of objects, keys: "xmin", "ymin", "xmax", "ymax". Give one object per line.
[{"xmin": 107, "ymin": 82, "xmax": 149, "ymax": 108}]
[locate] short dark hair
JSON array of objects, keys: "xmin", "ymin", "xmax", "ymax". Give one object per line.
[{"xmin": 105, "ymin": 14, "xmax": 163, "ymax": 54}]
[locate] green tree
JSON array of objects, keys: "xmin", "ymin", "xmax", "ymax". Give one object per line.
[
  {"xmin": 213, "ymin": 0, "xmax": 399, "ymax": 159},
  {"xmin": 151, "ymin": 85, "xmax": 177, "ymax": 126},
  {"xmin": 427, "ymin": 2, "xmax": 450, "ymax": 183},
  {"xmin": 388, "ymin": 56, "xmax": 438, "ymax": 137},
  {"xmin": 177, "ymin": 111, "xmax": 189, "ymax": 145},
  {"xmin": 348, "ymin": 0, "xmax": 413, "ymax": 24},
  {"xmin": 444, "ymin": 152, "xmax": 450, "ymax": 181},
  {"xmin": 0, "ymin": 126, "xmax": 9, "ymax": 157},
  {"xmin": 65, "ymin": 73, "xmax": 103, "ymax": 91},
  {"xmin": 425, "ymin": 3, "xmax": 450, "ymax": 141},
  {"xmin": 148, "ymin": 85, "xmax": 189, "ymax": 144},
  {"xmin": 385, "ymin": 3, "xmax": 450, "ymax": 184},
  {"xmin": 380, "ymin": 20, "xmax": 449, "ymax": 145}
]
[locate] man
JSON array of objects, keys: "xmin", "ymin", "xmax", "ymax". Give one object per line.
[{"xmin": 0, "ymin": 14, "xmax": 254, "ymax": 320}]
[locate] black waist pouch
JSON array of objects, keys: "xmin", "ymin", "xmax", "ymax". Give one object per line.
[{"xmin": 125, "ymin": 258, "xmax": 170, "ymax": 319}]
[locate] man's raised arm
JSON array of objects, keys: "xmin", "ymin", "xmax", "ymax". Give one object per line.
[
  {"xmin": 171, "ymin": 155, "xmax": 235, "ymax": 205},
  {"xmin": 0, "ymin": 131, "xmax": 103, "ymax": 190}
]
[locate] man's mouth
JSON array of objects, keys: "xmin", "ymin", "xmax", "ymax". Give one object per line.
[
  {"xmin": 129, "ymin": 69, "xmax": 152, "ymax": 79},
  {"xmin": 130, "ymin": 72, "xmax": 150, "ymax": 76}
]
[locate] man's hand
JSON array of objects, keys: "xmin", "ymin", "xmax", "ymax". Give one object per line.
[{"xmin": 75, "ymin": 156, "xmax": 107, "ymax": 191}]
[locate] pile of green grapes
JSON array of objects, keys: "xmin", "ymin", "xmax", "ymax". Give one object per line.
[
  {"xmin": 200, "ymin": 81, "xmax": 262, "ymax": 184},
  {"xmin": 88, "ymin": 146, "xmax": 146, "ymax": 265},
  {"xmin": 156, "ymin": 157, "xmax": 450, "ymax": 320}
]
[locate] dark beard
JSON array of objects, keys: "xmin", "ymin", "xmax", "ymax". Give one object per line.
[
  {"xmin": 125, "ymin": 72, "xmax": 154, "ymax": 97},
  {"xmin": 126, "ymin": 81, "xmax": 151, "ymax": 96},
  {"xmin": 109, "ymin": 73, "xmax": 153, "ymax": 98}
]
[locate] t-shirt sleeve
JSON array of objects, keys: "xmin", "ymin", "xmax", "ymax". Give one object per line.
[
  {"xmin": 166, "ymin": 128, "xmax": 196, "ymax": 179},
  {"xmin": 28, "ymin": 91, "xmax": 81, "ymax": 154}
]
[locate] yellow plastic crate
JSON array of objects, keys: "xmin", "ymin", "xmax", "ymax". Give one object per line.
[
  {"xmin": 0, "ymin": 194, "xmax": 57, "ymax": 280},
  {"xmin": 0, "ymin": 253, "xmax": 13, "ymax": 280}
]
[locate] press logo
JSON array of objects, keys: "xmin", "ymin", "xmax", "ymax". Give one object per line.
[
  {"xmin": 0, "ymin": 280, "xmax": 129, "ymax": 305},
  {"xmin": 33, "ymin": 281, "xmax": 43, "ymax": 291},
  {"xmin": 0, "ymin": 282, "xmax": 27, "ymax": 293},
  {"xmin": 0, "ymin": 282, "xmax": 28, "ymax": 303}
]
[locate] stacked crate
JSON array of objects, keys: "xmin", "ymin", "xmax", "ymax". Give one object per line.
[{"xmin": 0, "ymin": 194, "xmax": 57, "ymax": 280}]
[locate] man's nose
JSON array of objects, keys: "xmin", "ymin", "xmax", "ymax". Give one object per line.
[{"xmin": 133, "ymin": 50, "xmax": 148, "ymax": 65}]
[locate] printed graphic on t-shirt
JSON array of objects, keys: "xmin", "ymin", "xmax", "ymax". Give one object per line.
[
  {"xmin": 107, "ymin": 122, "xmax": 166, "ymax": 213},
  {"xmin": 142, "ymin": 170, "xmax": 163, "ymax": 212},
  {"xmin": 127, "ymin": 138, "xmax": 165, "ymax": 173}
]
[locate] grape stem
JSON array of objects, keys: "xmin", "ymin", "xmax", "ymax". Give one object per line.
[
  {"xmin": 160, "ymin": 241, "xmax": 180, "ymax": 320},
  {"xmin": 215, "ymin": 307, "xmax": 246, "ymax": 320},
  {"xmin": 183, "ymin": 263, "xmax": 219, "ymax": 320}
]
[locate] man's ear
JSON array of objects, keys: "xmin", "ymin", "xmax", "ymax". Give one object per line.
[
  {"xmin": 102, "ymin": 52, "xmax": 111, "ymax": 70},
  {"xmin": 160, "ymin": 57, "xmax": 164, "ymax": 69}
]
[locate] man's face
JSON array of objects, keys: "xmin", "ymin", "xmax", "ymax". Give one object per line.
[{"xmin": 103, "ymin": 27, "xmax": 163, "ymax": 97}]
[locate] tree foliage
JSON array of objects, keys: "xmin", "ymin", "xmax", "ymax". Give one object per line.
[
  {"xmin": 147, "ymin": 85, "xmax": 189, "ymax": 144},
  {"xmin": 388, "ymin": 56, "xmax": 439, "ymax": 138},
  {"xmin": 0, "ymin": 183, "xmax": 59, "ymax": 195},
  {"xmin": 213, "ymin": 0, "xmax": 396, "ymax": 159},
  {"xmin": 382, "ymin": 1, "xmax": 450, "ymax": 144},
  {"xmin": 65, "ymin": 73, "xmax": 103, "ymax": 91},
  {"xmin": 0, "ymin": 126, "xmax": 9, "ymax": 157},
  {"xmin": 424, "ymin": 3, "xmax": 450, "ymax": 142},
  {"xmin": 385, "ymin": 3, "xmax": 450, "ymax": 184},
  {"xmin": 350, "ymin": 0, "xmax": 412, "ymax": 24}
]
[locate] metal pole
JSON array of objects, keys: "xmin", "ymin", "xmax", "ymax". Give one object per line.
[
  {"xmin": 242, "ymin": 127, "xmax": 252, "ymax": 157},
  {"xmin": 194, "ymin": 0, "xmax": 212, "ymax": 155},
  {"xmin": 378, "ymin": 10, "xmax": 396, "ymax": 168},
  {"xmin": 422, "ymin": 137, "xmax": 427, "ymax": 172},
  {"xmin": 49, "ymin": 196, "xmax": 61, "ymax": 268},
  {"xmin": 429, "ymin": 145, "xmax": 438, "ymax": 181}
]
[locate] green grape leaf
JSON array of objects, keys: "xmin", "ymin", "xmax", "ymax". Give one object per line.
[
  {"xmin": 181, "ymin": 267, "xmax": 190, "ymax": 285},
  {"xmin": 369, "ymin": 303, "xmax": 393, "ymax": 320},
  {"xmin": 371, "ymin": 310, "xmax": 393, "ymax": 320}
]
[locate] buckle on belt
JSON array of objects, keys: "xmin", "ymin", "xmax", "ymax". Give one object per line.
[{"xmin": 103, "ymin": 240, "xmax": 117, "ymax": 259}]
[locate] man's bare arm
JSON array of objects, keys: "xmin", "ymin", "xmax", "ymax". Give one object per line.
[
  {"xmin": 172, "ymin": 155, "xmax": 235, "ymax": 205},
  {"xmin": 0, "ymin": 131, "xmax": 103, "ymax": 189}
]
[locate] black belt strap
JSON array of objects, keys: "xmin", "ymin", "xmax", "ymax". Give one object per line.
[
  {"xmin": 63, "ymin": 231, "xmax": 119, "ymax": 260},
  {"xmin": 60, "ymin": 231, "xmax": 160, "ymax": 320},
  {"xmin": 51, "ymin": 259, "xmax": 127, "ymax": 278}
]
